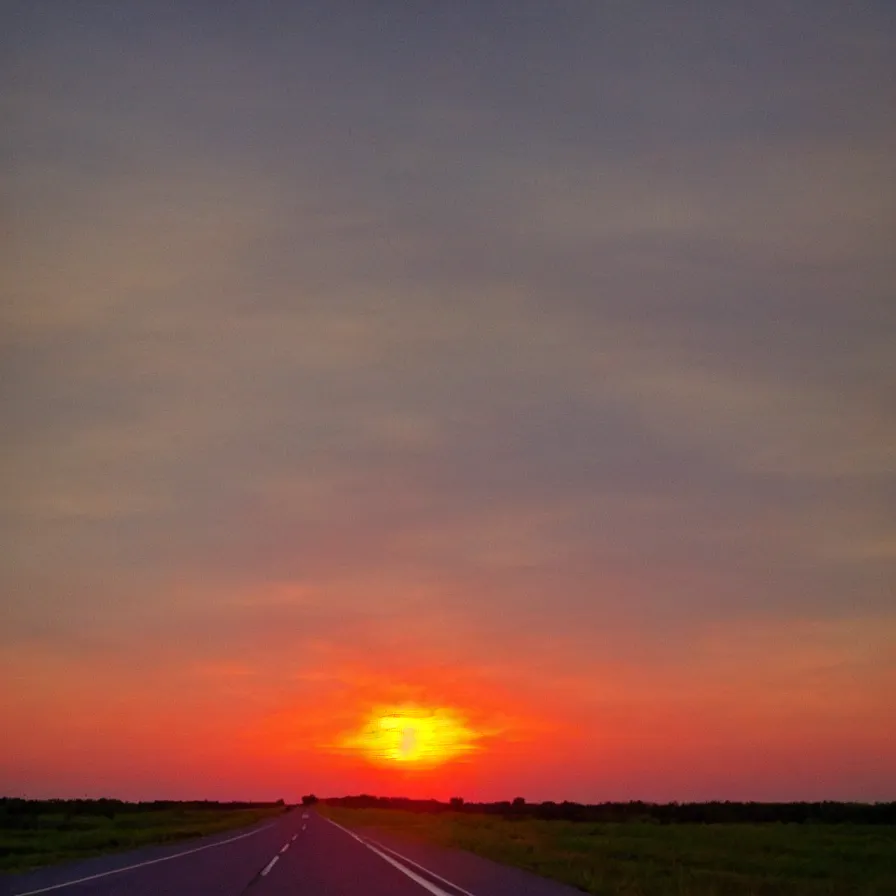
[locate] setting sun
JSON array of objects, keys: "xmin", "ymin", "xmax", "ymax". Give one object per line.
[{"xmin": 338, "ymin": 705, "xmax": 482, "ymax": 768}]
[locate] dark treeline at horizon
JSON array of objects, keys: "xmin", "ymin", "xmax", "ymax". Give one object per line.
[
  {"xmin": 323, "ymin": 795, "xmax": 896, "ymax": 824},
  {"xmin": 0, "ymin": 798, "xmax": 286, "ymax": 817},
  {"xmin": 5, "ymin": 796, "xmax": 895, "ymax": 824}
]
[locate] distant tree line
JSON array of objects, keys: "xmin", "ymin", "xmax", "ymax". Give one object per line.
[
  {"xmin": 7, "ymin": 795, "xmax": 894, "ymax": 825},
  {"xmin": 0, "ymin": 798, "xmax": 286, "ymax": 829},
  {"xmin": 323, "ymin": 795, "xmax": 896, "ymax": 825}
]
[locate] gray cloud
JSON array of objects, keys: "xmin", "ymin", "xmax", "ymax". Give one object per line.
[{"xmin": 2, "ymin": 0, "xmax": 894, "ymax": 798}]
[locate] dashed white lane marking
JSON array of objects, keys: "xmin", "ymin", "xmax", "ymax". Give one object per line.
[
  {"xmin": 10, "ymin": 824, "xmax": 278, "ymax": 896},
  {"xmin": 323, "ymin": 816, "xmax": 478, "ymax": 896},
  {"xmin": 280, "ymin": 843, "xmax": 290, "ymax": 854},
  {"xmin": 261, "ymin": 856, "xmax": 279, "ymax": 877},
  {"xmin": 291, "ymin": 834, "xmax": 298, "ymax": 841},
  {"xmin": 302, "ymin": 823, "xmax": 306, "ymax": 830}
]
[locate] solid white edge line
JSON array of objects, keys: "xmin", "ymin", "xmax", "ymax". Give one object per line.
[
  {"xmin": 366, "ymin": 837, "xmax": 479, "ymax": 896},
  {"xmin": 323, "ymin": 815, "xmax": 478, "ymax": 896},
  {"xmin": 11, "ymin": 824, "xmax": 277, "ymax": 896},
  {"xmin": 260, "ymin": 855, "xmax": 279, "ymax": 876},
  {"xmin": 361, "ymin": 844, "xmax": 454, "ymax": 896}
]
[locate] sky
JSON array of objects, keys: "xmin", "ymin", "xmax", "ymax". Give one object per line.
[{"xmin": 2, "ymin": 1, "xmax": 894, "ymax": 804}]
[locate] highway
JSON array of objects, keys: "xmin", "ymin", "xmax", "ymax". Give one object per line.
[{"xmin": 2, "ymin": 810, "xmax": 580, "ymax": 896}]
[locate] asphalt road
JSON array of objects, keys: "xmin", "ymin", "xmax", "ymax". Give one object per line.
[{"xmin": 2, "ymin": 810, "xmax": 581, "ymax": 896}]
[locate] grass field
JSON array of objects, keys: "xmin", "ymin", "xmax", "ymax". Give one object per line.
[
  {"xmin": 320, "ymin": 806, "xmax": 896, "ymax": 896},
  {"xmin": 0, "ymin": 804, "xmax": 286, "ymax": 874}
]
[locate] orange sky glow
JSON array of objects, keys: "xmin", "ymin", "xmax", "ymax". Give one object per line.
[{"xmin": 3, "ymin": 610, "xmax": 894, "ymax": 801}]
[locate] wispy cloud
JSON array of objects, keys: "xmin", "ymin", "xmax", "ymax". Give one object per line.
[{"xmin": 2, "ymin": 0, "xmax": 894, "ymax": 800}]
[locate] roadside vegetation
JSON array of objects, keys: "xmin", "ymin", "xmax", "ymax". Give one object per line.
[
  {"xmin": 320, "ymin": 804, "xmax": 896, "ymax": 896},
  {"xmin": 0, "ymin": 799, "xmax": 287, "ymax": 873}
]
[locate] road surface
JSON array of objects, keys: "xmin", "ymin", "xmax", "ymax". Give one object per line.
[{"xmin": 2, "ymin": 810, "xmax": 580, "ymax": 896}]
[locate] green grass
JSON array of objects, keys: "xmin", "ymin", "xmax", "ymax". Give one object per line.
[
  {"xmin": 320, "ymin": 806, "xmax": 896, "ymax": 896},
  {"xmin": 0, "ymin": 806, "xmax": 286, "ymax": 874}
]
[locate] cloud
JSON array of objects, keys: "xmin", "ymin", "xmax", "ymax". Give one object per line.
[{"xmin": 2, "ymin": 0, "xmax": 894, "ymax": 799}]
